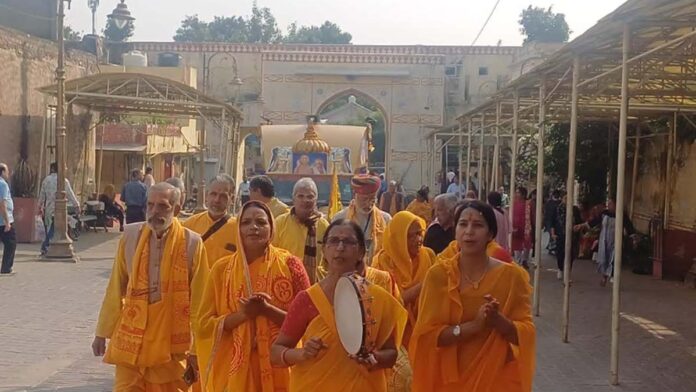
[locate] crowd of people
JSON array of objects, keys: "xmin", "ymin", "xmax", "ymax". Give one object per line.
[
  {"xmin": 0, "ymin": 158, "xmax": 636, "ymax": 391},
  {"xmin": 88, "ymin": 171, "xmax": 542, "ymax": 392}
]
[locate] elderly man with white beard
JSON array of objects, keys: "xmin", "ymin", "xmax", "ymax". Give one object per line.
[
  {"xmin": 92, "ymin": 182, "xmax": 210, "ymax": 391},
  {"xmin": 332, "ymin": 174, "xmax": 392, "ymax": 263}
]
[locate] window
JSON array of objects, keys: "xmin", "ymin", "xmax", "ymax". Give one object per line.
[
  {"xmin": 445, "ymin": 66, "xmax": 458, "ymax": 77},
  {"xmin": 478, "ymin": 66, "xmax": 489, "ymax": 76}
]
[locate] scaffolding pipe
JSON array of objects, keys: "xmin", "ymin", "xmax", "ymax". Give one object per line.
[
  {"xmin": 532, "ymin": 79, "xmax": 546, "ymax": 316},
  {"xmin": 664, "ymin": 113, "xmax": 675, "ymax": 228},
  {"xmin": 479, "ymin": 114, "xmax": 485, "ymax": 200},
  {"xmin": 494, "ymin": 101, "xmax": 501, "ymax": 190},
  {"xmin": 562, "ymin": 56, "xmax": 580, "ymax": 343},
  {"xmin": 509, "ymin": 91, "xmax": 519, "ymax": 249},
  {"xmin": 466, "ymin": 119, "xmax": 473, "ymax": 197},
  {"xmin": 610, "ymin": 23, "xmax": 631, "ymax": 386},
  {"xmin": 629, "ymin": 125, "xmax": 641, "ymax": 220},
  {"xmin": 458, "ymin": 123, "xmax": 463, "ymax": 197}
]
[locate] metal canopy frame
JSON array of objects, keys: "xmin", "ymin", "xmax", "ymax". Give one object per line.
[
  {"xmin": 446, "ymin": 0, "xmax": 696, "ymax": 387},
  {"xmin": 39, "ymin": 72, "xmax": 244, "ymax": 208}
]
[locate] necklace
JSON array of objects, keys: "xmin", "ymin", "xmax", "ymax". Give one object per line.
[{"xmin": 461, "ymin": 259, "xmax": 490, "ymax": 290}]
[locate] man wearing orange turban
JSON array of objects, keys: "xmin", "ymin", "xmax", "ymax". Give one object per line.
[{"xmin": 332, "ymin": 174, "xmax": 392, "ymax": 263}]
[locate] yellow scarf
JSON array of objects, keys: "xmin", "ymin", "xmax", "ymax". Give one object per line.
[
  {"xmin": 105, "ymin": 219, "xmax": 191, "ymax": 367},
  {"xmin": 347, "ymin": 201, "xmax": 386, "ymax": 259}
]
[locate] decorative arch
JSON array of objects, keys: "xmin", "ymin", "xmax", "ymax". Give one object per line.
[
  {"xmin": 316, "ymin": 88, "xmax": 389, "ymax": 120},
  {"xmin": 316, "ymin": 88, "xmax": 390, "ymax": 174}
]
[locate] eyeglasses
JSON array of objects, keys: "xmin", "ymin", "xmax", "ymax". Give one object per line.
[{"xmin": 323, "ymin": 237, "xmax": 359, "ymax": 247}]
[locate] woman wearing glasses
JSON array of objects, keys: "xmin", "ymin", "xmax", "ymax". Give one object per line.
[
  {"xmin": 410, "ymin": 200, "xmax": 535, "ymax": 392},
  {"xmin": 270, "ymin": 219, "xmax": 407, "ymax": 392}
]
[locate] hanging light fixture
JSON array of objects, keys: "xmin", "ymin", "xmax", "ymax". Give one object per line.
[{"xmin": 107, "ymin": 0, "xmax": 135, "ymax": 30}]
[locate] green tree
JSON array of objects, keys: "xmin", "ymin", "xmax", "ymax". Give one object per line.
[
  {"xmin": 519, "ymin": 6, "xmax": 571, "ymax": 44},
  {"xmin": 247, "ymin": 3, "xmax": 282, "ymax": 43},
  {"xmin": 173, "ymin": 15, "xmax": 211, "ymax": 42},
  {"xmin": 173, "ymin": 3, "xmax": 282, "ymax": 43},
  {"xmin": 63, "ymin": 26, "xmax": 82, "ymax": 41},
  {"xmin": 173, "ymin": 4, "xmax": 352, "ymax": 44},
  {"xmin": 104, "ymin": 18, "xmax": 134, "ymax": 42},
  {"xmin": 284, "ymin": 21, "xmax": 352, "ymax": 44}
]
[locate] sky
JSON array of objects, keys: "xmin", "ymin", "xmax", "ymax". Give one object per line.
[{"xmin": 65, "ymin": 0, "xmax": 627, "ymax": 46}]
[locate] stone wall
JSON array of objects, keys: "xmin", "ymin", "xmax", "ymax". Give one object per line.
[{"xmin": 0, "ymin": 26, "xmax": 98, "ymax": 197}]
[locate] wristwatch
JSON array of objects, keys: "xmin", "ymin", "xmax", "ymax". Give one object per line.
[{"xmin": 452, "ymin": 324, "xmax": 461, "ymax": 337}]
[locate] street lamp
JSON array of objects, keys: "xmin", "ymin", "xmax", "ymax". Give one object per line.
[
  {"xmin": 107, "ymin": 0, "xmax": 135, "ymax": 30},
  {"xmin": 88, "ymin": 0, "xmax": 100, "ymax": 35},
  {"xmin": 45, "ymin": 0, "xmax": 77, "ymax": 261},
  {"xmin": 196, "ymin": 53, "xmax": 242, "ymax": 211}
]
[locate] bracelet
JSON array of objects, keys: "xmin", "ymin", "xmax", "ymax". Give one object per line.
[{"xmin": 280, "ymin": 348, "xmax": 290, "ymax": 367}]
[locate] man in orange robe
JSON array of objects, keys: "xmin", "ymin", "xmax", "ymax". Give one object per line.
[{"xmin": 92, "ymin": 182, "xmax": 209, "ymax": 391}]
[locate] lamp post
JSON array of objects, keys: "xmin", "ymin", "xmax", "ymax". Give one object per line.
[
  {"xmin": 45, "ymin": 0, "xmax": 77, "ymax": 262},
  {"xmin": 197, "ymin": 53, "xmax": 242, "ymax": 211},
  {"xmin": 88, "ymin": 0, "xmax": 100, "ymax": 35}
]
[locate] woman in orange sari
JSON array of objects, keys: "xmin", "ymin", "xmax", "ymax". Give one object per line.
[
  {"xmin": 271, "ymin": 219, "xmax": 407, "ymax": 392},
  {"xmin": 194, "ymin": 201, "xmax": 310, "ymax": 392},
  {"xmin": 373, "ymin": 210, "xmax": 436, "ymax": 345},
  {"xmin": 410, "ymin": 200, "xmax": 535, "ymax": 392}
]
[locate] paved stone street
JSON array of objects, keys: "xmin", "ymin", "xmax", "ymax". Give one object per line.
[{"xmin": 1, "ymin": 232, "xmax": 695, "ymax": 391}]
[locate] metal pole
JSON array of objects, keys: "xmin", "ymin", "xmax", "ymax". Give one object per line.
[
  {"xmin": 629, "ymin": 125, "xmax": 641, "ymax": 220},
  {"xmin": 458, "ymin": 123, "xmax": 463, "ymax": 198},
  {"xmin": 96, "ymin": 124, "xmax": 105, "ymax": 195},
  {"xmin": 509, "ymin": 91, "xmax": 519, "ymax": 251},
  {"xmin": 494, "ymin": 101, "xmax": 501, "ymax": 190},
  {"xmin": 610, "ymin": 23, "xmax": 631, "ymax": 386},
  {"xmin": 431, "ymin": 134, "xmax": 437, "ymax": 193},
  {"xmin": 479, "ymin": 113, "xmax": 485, "ymax": 200},
  {"xmin": 45, "ymin": 0, "xmax": 77, "ymax": 262},
  {"xmin": 196, "ymin": 54, "xmax": 209, "ymax": 212},
  {"xmin": 466, "ymin": 119, "xmax": 473, "ymax": 197},
  {"xmin": 562, "ymin": 56, "xmax": 580, "ymax": 342},
  {"xmin": 664, "ymin": 114, "xmax": 675, "ymax": 228},
  {"xmin": 532, "ymin": 79, "xmax": 546, "ymax": 316}
]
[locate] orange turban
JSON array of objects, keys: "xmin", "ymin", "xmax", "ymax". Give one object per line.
[{"xmin": 351, "ymin": 174, "xmax": 381, "ymax": 195}]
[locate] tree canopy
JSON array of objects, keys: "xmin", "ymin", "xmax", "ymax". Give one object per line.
[
  {"xmin": 518, "ymin": 6, "xmax": 571, "ymax": 44},
  {"xmin": 63, "ymin": 26, "xmax": 83, "ymax": 41},
  {"xmin": 284, "ymin": 21, "xmax": 352, "ymax": 44},
  {"xmin": 174, "ymin": 4, "xmax": 352, "ymax": 44}
]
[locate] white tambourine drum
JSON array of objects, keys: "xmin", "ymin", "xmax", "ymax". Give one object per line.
[{"xmin": 334, "ymin": 273, "xmax": 375, "ymax": 358}]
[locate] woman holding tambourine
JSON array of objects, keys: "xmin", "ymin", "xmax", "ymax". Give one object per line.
[
  {"xmin": 271, "ymin": 219, "xmax": 407, "ymax": 392},
  {"xmin": 409, "ymin": 200, "xmax": 536, "ymax": 392}
]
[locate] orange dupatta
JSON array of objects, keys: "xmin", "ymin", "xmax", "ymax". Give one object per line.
[
  {"xmin": 289, "ymin": 283, "xmax": 407, "ymax": 392},
  {"xmin": 409, "ymin": 253, "xmax": 535, "ymax": 392},
  {"xmin": 195, "ymin": 201, "xmax": 299, "ymax": 392}
]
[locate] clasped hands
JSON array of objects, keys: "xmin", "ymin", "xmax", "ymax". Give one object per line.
[
  {"xmin": 474, "ymin": 294, "xmax": 508, "ymax": 332},
  {"xmin": 238, "ymin": 292, "xmax": 274, "ymax": 319}
]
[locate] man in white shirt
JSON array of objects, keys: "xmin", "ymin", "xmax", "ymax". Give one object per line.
[
  {"xmin": 143, "ymin": 167, "xmax": 155, "ymax": 189},
  {"xmin": 38, "ymin": 162, "xmax": 80, "ymax": 255}
]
